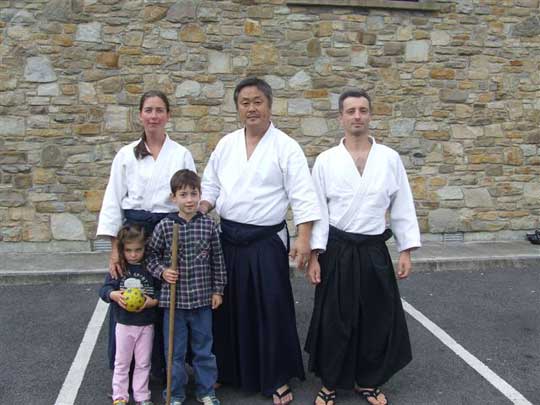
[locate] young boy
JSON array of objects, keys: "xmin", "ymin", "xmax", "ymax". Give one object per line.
[{"xmin": 146, "ymin": 169, "xmax": 226, "ymax": 405}]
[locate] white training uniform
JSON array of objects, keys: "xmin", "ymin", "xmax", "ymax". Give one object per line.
[
  {"xmin": 202, "ymin": 123, "xmax": 320, "ymax": 230},
  {"xmin": 96, "ymin": 135, "xmax": 196, "ymax": 237},
  {"xmin": 310, "ymin": 137, "xmax": 421, "ymax": 252}
]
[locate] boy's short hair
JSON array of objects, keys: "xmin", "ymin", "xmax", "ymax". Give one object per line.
[{"xmin": 170, "ymin": 169, "xmax": 201, "ymax": 194}]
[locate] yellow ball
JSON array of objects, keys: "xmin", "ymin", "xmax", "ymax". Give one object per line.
[{"xmin": 123, "ymin": 287, "xmax": 145, "ymax": 312}]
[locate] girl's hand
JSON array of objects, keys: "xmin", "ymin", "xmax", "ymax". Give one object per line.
[
  {"xmin": 136, "ymin": 295, "xmax": 159, "ymax": 312},
  {"xmin": 109, "ymin": 290, "xmax": 127, "ymax": 309}
]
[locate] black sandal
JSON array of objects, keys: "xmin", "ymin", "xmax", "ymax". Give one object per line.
[
  {"xmin": 356, "ymin": 387, "xmax": 389, "ymax": 405},
  {"xmin": 314, "ymin": 388, "xmax": 336, "ymax": 404},
  {"xmin": 273, "ymin": 386, "xmax": 293, "ymax": 405}
]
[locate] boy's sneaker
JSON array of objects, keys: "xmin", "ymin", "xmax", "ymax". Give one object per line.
[
  {"xmin": 136, "ymin": 401, "xmax": 154, "ymax": 405},
  {"xmin": 197, "ymin": 394, "xmax": 220, "ymax": 405}
]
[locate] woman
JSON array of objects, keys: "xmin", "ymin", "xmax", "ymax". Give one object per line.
[{"xmin": 97, "ymin": 90, "xmax": 196, "ymax": 375}]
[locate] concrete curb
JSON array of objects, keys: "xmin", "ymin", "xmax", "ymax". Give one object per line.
[{"xmin": 0, "ymin": 269, "xmax": 107, "ymax": 285}]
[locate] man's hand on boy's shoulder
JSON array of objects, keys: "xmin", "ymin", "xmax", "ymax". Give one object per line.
[
  {"xmin": 211, "ymin": 293, "xmax": 223, "ymax": 310},
  {"xmin": 162, "ymin": 267, "xmax": 178, "ymax": 284}
]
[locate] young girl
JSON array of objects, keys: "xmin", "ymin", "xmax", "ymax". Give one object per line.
[{"xmin": 99, "ymin": 224, "xmax": 159, "ymax": 405}]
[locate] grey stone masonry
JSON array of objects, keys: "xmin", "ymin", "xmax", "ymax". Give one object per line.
[{"xmin": 1, "ymin": 0, "xmax": 540, "ymax": 250}]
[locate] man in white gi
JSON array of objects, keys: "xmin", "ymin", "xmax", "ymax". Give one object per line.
[
  {"xmin": 305, "ymin": 89, "xmax": 421, "ymax": 405},
  {"xmin": 199, "ymin": 77, "xmax": 320, "ymax": 405}
]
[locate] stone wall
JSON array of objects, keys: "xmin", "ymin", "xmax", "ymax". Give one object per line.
[{"xmin": 1, "ymin": 0, "xmax": 540, "ymax": 251}]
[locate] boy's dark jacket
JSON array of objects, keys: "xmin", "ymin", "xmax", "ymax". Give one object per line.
[{"xmin": 99, "ymin": 263, "xmax": 159, "ymax": 326}]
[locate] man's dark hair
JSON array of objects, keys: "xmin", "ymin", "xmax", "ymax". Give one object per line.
[
  {"xmin": 338, "ymin": 89, "xmax": 372, "ymax": 113},
  {"xmin": 170, "ymin": 169, "xmax": 201, "ymax": 194},
  {"xmin": 233, "ymin": 77, "xmax": 273, "ymax": 108}
]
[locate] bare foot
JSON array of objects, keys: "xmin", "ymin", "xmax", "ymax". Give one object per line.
[
  {"xmin": 314, "ymin": 386, "xmax": 335, "ymax": 405},
  {"xmin": 355, "ymin": 387, "xmax": 387, "ymax": 405},
  {"xmin": 273, "ymin": 384, "xmax": 293, "ymax": 405}
]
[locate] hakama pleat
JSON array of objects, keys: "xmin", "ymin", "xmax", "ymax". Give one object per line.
[
  {"xmin": 213, "ymin": 219, "xmax": 305, "ymax": 396},
  {"xmin": 305, "ymin": 227, "xmax": 411, "ymax": 390}
]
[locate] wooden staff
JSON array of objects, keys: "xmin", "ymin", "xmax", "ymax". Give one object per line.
[{"xmin": 166, "ymin": 222, "xmax": 179, "ymax": 405}]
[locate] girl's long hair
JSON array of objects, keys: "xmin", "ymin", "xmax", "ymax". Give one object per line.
[
  {"xmin": 116, "ymin": 224, "xmax": 146, "ymax": 272},
  {"xmin": 134, "ymin": 90, "xmax": 170, "ymax": 160}
]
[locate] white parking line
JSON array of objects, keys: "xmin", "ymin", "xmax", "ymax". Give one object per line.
[
  {"xmin": 54, "ymin": 299, "xmax": 109, "ymax": 405},
  {"xmin": 402, "ymin": 299, "xmax": 533, "ymax": 405}
]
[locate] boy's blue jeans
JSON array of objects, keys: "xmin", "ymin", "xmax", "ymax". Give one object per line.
[{"xmin": 162, "ymin": 306, "xmax": 217, "ymax": 403}]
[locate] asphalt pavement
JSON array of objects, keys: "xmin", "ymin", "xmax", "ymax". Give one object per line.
[{"xmin": 1, "ymin": 239, "xmax": 539, "ymax": 404}]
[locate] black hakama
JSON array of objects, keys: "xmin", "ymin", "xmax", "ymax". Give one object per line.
[
  {"xmin": 213, "ymin": 218, "xmax": 305, "ymax": 396},
  {"xmin": 305, "ymin": 226, "xmax": 412, "ymax": 390}
]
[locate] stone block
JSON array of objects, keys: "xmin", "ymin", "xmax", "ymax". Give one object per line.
[
  {"xmin": 304, "ymin": 89, "xmax": 328, "ymax": 99},
  {"xmin": 140, "ymin": 56, "xmax": 163, "ymax": 65},
  {"xmin": 51, "ymin": 213, "xmax": 86, "ymax": 240},
  {"xmin": 104, "ymin": 105, "xmax": 129, "ymax": 132},
  {"xmin": 431, "ymin": 30, "xmax": 451, "ymax": 46},
  {"xmin": 464, "ymin": 188, "xmax": 494, "ymax": 208},
  {"xmin": 272, "ymin": 98, "xmax": 288, "ymax": 116},
  {"xmin": 180, "ymin": 105, "xmax": 208, "ymax": 117},
  {"xmin": 397, "ymin": 26, "xmax": 412, "ymax": 41},
  {"xmin": 512, "ymin": 16, "xmax": 540, "ymax": 37},
  {"xmin": 251, "ymin": 44, "xmax": 279, "ymax": 66},
  {"xmin": 167, "ymin": 0, "xmax": 197, "ymax": 23},
  {"xmin": 317, "ymin": 21, "xmax": 333, "ymax": 37},
  {"xmin": 440, "ymin": 89, "xmax": 469, "ymax": 103},
  {"xmin": 98, "ymin": 77, "xmax": 122, "ymax": 94},
  {"xmin": 23, "ymin": 222, "xmax": 52, "ymax": 242},
  {"xmin": 8, "ymin": 207, "xmax": 35, "ymax": 221},
  {"xmin": 247, "ymin": 6, "xmax": 274, "ymax": 19},
  {"xmin": 75, "ymin": 22, "xmax": 101, "ymax": 42},
  {"xmin": 33, "ymin": 168, "xmax": 56, "ymax": 185},
  {"xmin": 52, "ymin": 34, "xmax": 73, "ymax": 46},
  {"xmin": 288, "ymin": 99, "xmax": 312, "ymax": 116},
  {"xmin": 405, "ymin": 40, "xmax": 430, "ymax": 62},
  {"xmin": 244, "ymin": 19, "xmax": 262, "ymax": 36},
  {"xmin": 264, "ymin": 75, "xmax": 285, "ymax": 90},
  {"xmin": 436, "ymin": 186, "xmax": 464, "ymax": 200},
  {"xmin": 180, "ymin": 23, "xmax": 206, "ymax": 43},
  {"xmin": 144, "ymin": 5, "xmax": 167, "ymax": 22},
  {"xmin": 97, "ymin": 52, "xmax": 119, "ymax": 68},
  {"xmin": 24, "ymin": 56, "xmax": 57, "ymax": 83},
  {"xmin": 38, "ymin": 83, "xmax": 60, "ymax": 96},
  {"xmin": 75, "ymin": 123, "xmax": 101, "ymax": 135},
  {"xmin": 307, "ymin": 39, "xmax": 321, "ymax": 57},
  {"xmin": 390, "ymin": 119, "xmax": 415, "ymax": 137},
  {"xmin": 430, "ymin": 68, "xmax": 455, "ymax": 80},
  {"xmin": 351, "ymin": 50, "xmax": 368, "ymax": 67},
  {"xmin": 208, "ymin": 51, "xmax": 232, "ymax": 74},
  {"xmin": 41, "ymin": 145, "xmax": 64, "ymax": 168},
  {"xmin": 0, "ymin": 191, "xmax": 25, "ymax": 207},
  {"xmin": 196, "ymin": 116, "xmax": 224, "ymax": 132},
  {"xmin": 384, "ymin": 42, "xmax": 404, "ymax": 56},
  {"xmin": 79, "ymin": 82, "xmax": 97, "ymax": 104},
  {"xmin": 504, "ymin": 147, "xmax": 524, "ymax": 166},
  {"xmin": 202, "ymin": 81, "xmax": 225, "ymax": 99},
  {"xmin": 0, "ymin": 116, "xmax": 24, "ymax": 136},
  {"xmin": 176, "ymin": 80, "xmax": 201, "ymax": 98},
  {"xmin": 84, "ymin": 190, "xmax": 104, "ymax": 212},
  {"xmin": 289, "ymin": 70, "xmax": 312, "ymax": 90},
  {"xmin": 428, "ymin": 208, "xmax": 461, "ymax": 233},
  {"xmin": 301, "ymin": 118, "xmax": 328, "ymax": 137}
]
